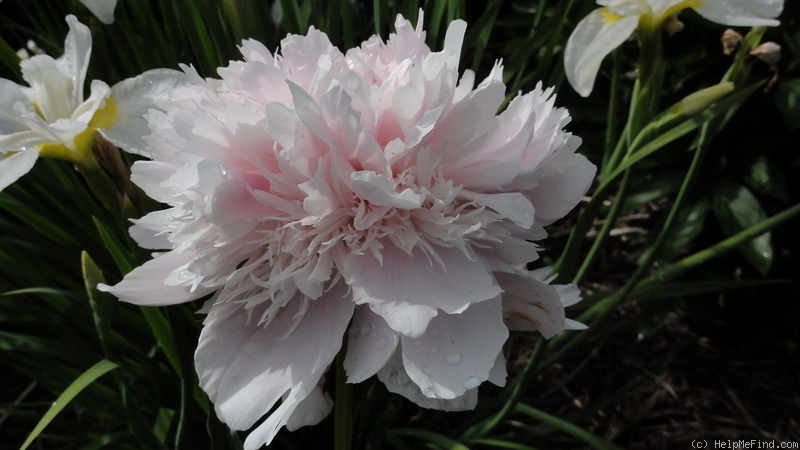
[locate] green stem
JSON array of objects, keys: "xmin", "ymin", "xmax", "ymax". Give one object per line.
[
  {"xmin": 461, "ymin": 339, "xmax": 547, "ymax": 439},
  {"xmin": 573, "ymin": 169, "xmax": 632, "ymax": 284},
  {"xmin": 515, "ymin": 404, "xmax": 624, "ymax": 450},
  {"xmin": 545, "ymin": 201, "xmax": 800, "ymax": 369},
  {"xmin": 334, "ymin": 350, "xmax": 353, "ymax": 450},
  {"xmin": 601, "ymin": 49, "xmax": 624, "ymax": 172}
]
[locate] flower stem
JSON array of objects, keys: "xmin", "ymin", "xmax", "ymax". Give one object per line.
[{"xmin": 334, "ymin": 350, "xmax": 353, "ymax": 450}]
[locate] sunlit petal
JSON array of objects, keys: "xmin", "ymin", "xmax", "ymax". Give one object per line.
[{"xmin": 564, "ymin": 8, "xmax": 640, "ymax": 97}]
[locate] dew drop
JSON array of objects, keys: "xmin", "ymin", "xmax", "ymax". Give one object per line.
[
  {"xmin": 375, "ymin": 337, "xmax": 388, "ymax": 350},
  {"xmin": 360, "ymin": 324, "xmax": 371, "ymax": 336},
  {"xmin": 464, "ymin": 376, "xmax": 481, "ymax": 389},
  {"xmin": 445, "ymin": 352, "xmax": 462, "ymax": 365},
  {"xmin": 423, "ymin": 387, "xmax": 437, "ymax": 398},
  {"xmin": 427, "ymin": 325, "xmax": 440, "ymax": 337},
  {"xmin": 430, "ymin": 345, "xmax": 439, "ymax": 354}
]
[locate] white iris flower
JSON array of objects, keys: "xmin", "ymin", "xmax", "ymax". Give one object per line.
[
  {"xmin": 0, "ymin": 15, "xmax": 184, "ymax": 191},
  {"xmin": 564, "ymin": 0, "xmax": 784, "ymax": 97}
]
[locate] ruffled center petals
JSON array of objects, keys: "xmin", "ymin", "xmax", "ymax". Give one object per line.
[
  {"xmin": 350, "ymin": 170, "xmax": 424, "ymax": 209},
  {"xmin": 196, "ymin": 282, "xmax": 354, "ymax": 446},
  {"xmin": 400, "ymin": 297, "xmax": 508, "ymax": 399},
  {"xmin": 341, "ymin": 244, "xmax": 501, "ymax": 337}
]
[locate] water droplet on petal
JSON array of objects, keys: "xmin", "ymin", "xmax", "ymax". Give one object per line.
[
  {"xmin": 430, "ymin": 345, "xmax": 439, "ymax": 354},
  {"xmin": 423, "ymin": 386, "xmax": 437, "ymax": 398},
  {"xmin": 427, "ymin": 325, "xmax": 440, "ymax": 337},
  {"xmin": 375, "ymin": 337, "xmax": 388, "ymax": 349},
  {"xmin": 360, "ymin": 324, "xmax": 371, "ymax": 336},
  {"xmin": 464, "ymin": 377, "xmax": 481, "ymax": 389},
  {"xmin": 445, "ymin": 352, "xmax": 462, "ymax": 365}
]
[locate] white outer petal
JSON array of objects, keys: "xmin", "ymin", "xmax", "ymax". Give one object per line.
[
  {"xmin": 0, "ymin": 79, "xmax": 34, "ymax": 134},
  {"xmin": 284, "ymin": 385, "xmax": 333, "ymax": 431},
  {"xmin": 62, "ymin": 15, "xmax": 92, "ymax": 106},
  {"xmin": 0, "ymin": 150, "xmax": 38, "ymax": 192},
  {"xmin": 497, "ymin": 270, "xmax": 566, "ymax": 339},
  {"xmin": 344, "ymin": 306, "xmax": 400, "ymax": 383},
  {"xmin": 377, "ymin": 349, "xmax": 479, "ymax": 411},
  {"xmin": 401, "ymin": 297, "xmax": 508, "ymax": 400},
  {"xmin": 97, "ymin": 251, "xmax": 214, "ymax": 305},
  {"xmin": 79, "ymin": 0, "xmax": 118, "ymax": 24},
  {"xmin": 20, "ymin": 55, "xmax": 76, "ymax": 121},
  {"xmin": 196, "ymin": 283, "xmax": 354, "ymax": 447},
  {"xmin": 692, "ymin": 0, "xmax": 782, "ymax": 27},
  {"xmin": 523, "ymin": 148, "xmax": 596, "ymax": 226},
  {"xmin": 564, "ymin": 9, "xmax": 640, "ymax": 97},
  {"xmin": 341, "ymin": 244, "xmax": 501, "ymax": 338},
  {"xmin": 101, "ymin": 69, "xmax": 187, "ymax": 155}
]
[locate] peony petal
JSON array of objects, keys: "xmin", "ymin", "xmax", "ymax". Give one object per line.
[
  {"xmin": 459, "ymin": 190, "xmax": 535, "ymax": 228},
  {"xmin": 344, "ymin": 306, "xmax": 400, "ymax": 383},
  {"xmin": 564, "ymin": 8, "xmax": 640, "ymax": 97},
  {"xmin": 496, "ymin": 270, "xmax": 565, "ymax": 339},
  {"xmin": 341, "ymin": 244, "xmax": 501, "ymax": 337},
  {"xmin": 691, "ymin": 0, "xmax": 782, "ymax": 27},
  {"xmin": 97, "ymin": 251, "xmax": 213, "ymax": 305},
  {"xmin": 79, "ymin": 0, "xmax": 118, "ymax": 24},
  {"xmin": 101, "ymin": 69, "xmax": 187, "ymax": 155},
  {"xmin": 377, "ymin": 348, "xmax": 479, "ymax": 411},
  {"xmin": 400, "ymin": 297, "xmax": 508, "ymax": 399},
  {"xmin": 0, "ymin": 149, "xmax": 38, "ymax": 192},
  {"xmin": 284, "ymin": 385, "xmax": 333, "ymax": 431},
  {"xmin": 524, "ymin": 148, "xmax": 595, "ymax": 226},
  {"xmin": 197, "ymin": 283, "xmax": 354, "ymax": 446},
  {"xmin": 350, "ymin": 170, "xmax": 425, "ymax": 209}
]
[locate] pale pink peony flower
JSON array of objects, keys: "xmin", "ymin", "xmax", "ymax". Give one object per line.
[{"xmin": 100, "ymin": 13, "xmax": 595, "ymax": 449}]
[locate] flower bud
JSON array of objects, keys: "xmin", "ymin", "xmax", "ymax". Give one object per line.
[
  {"xmin": 671, "ymin": 82, "xmax": 734, "ymax": 117},
  {"xmin": 750, "ymin": 42, "xmax": 781, "ymax": 67},
  {"xmin": 664, "ymin": 14, "xmax": 684, "ymax": 36},
  {"xmin": 721, "ymin": 29, "xmax": 743, "ymax": 55}
]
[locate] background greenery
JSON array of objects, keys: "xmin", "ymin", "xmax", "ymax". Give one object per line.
[{"xmin": 1, "ymin": 0, "xmax": 798, "ymax": 448}]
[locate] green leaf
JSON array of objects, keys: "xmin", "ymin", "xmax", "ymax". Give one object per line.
[
  {"xmin": 775, "ymin": 78, "xmax": 800, "ymax": 130},
  {"xmin": 636, "ymin": 199, "xmax": 710, "ymax": 265},
  {"xmin": 92, "ymin": 216, "xmax": 134, "ymax": 274},
  {"xmin": 20, "ymin": 360, "xmax": 119, "ymax": 450},
  {"xmin": 743, "ymin": 155, "xmax": 789, "ymax": 203},
  {"xmin": 711, "ymin": 182, "xmax": 773, "ymax": 275},
  {"xmin": 82, "ymin": 252, "xmax": 115, "ymax": 358},
  {"xmin": 0, "ymin": 35, "xmax": 22, "ymax": 79},
  {"xmin": 636, "ymin": 279, "xmax": 789, "ymax": 301},
  {"xmin": 514, "ymin": 403, "xmax": 623, "ymax": 450},
  {"xmin": 139, "ymin": 307, "xmax": 184, "ymax": 377},
  {"xmin": 387, "ymin": 429, "xmax": 469, "ymax": 450}
]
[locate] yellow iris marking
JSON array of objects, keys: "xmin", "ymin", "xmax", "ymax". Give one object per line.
[
  {"xmin": 89, "ymin": 97, "xmax": 118, "ymax": 130},
  {"xmin": 37, "ymin": 128, "xmax": 97, "ymax": 163},
  {"xmin": 601, "ymin": 8, "xmax": 624, "ymax": 24}
]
